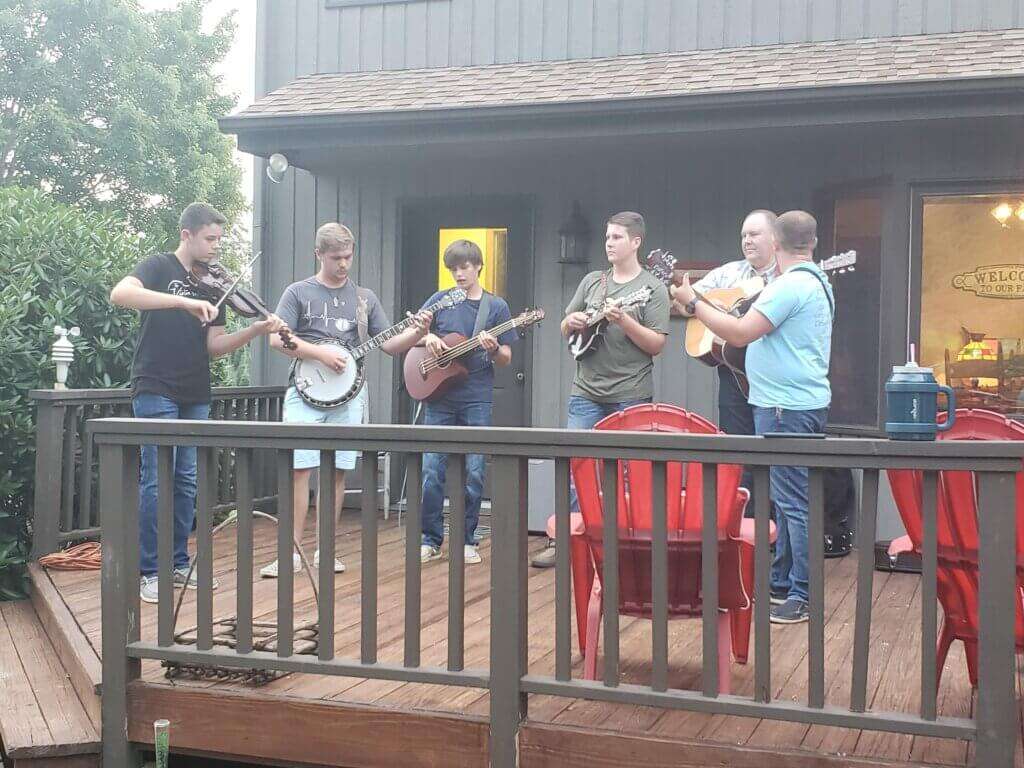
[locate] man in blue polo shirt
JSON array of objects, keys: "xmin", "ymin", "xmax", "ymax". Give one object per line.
[
  {"xmin": 418, "ymin": 239, "xmax": 519, "ymax": 565},
  {"xmin": 672, "ymin": 210, "xmax": 833, "ymax": 624}
]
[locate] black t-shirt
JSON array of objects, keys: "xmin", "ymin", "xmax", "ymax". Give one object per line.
[{"xmin": 129, "ymin": 252, "xmax": 226, "ymax": 403}]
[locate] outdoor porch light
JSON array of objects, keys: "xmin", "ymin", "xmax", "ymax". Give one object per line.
[
  {"xmin": 51, "ymin": 325, "xmax": 80, "ymax": 390},
  {"xmin": 558, "ymin": 200, "xmax": 591, "ymax": 264},
  {"xmin": 266, "ymin": 153, "xmax": 289, "ymax": 184}
]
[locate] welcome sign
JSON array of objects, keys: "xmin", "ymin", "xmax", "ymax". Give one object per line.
[{"xmin": 952, "ymin": 264, "xmax": 1024, "ymax": 299}]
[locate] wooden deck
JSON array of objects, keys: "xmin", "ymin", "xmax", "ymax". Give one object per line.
[{"xmin": 33, "ymin": 514, "xmax": 1023, "ymax": 768}]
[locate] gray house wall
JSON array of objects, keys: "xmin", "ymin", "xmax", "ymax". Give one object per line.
[
  {"xmin": 247, "ymin": 1, "xmax": 1024, "ymax": 430},
  {"xmin": 287, "ymin": 0, "xmax": 1024, "ymax": 75},
  {"xmin": 253, "ymin": 116, "xmax": 1024, "ymax": 430}
]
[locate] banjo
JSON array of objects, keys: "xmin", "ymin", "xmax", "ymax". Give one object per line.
[{"xmin": 292, "ymin": 288, "xmax": 467, "ymax": 408}]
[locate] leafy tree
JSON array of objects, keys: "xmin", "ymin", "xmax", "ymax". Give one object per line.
[{"xmin": 0, "ymin": 0, "xmax": 245, "ymax": 248}]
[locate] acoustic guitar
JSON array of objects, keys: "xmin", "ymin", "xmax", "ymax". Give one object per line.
[
  {"xmin": 683, "ymin": 250, "xmax": 857, "ymax": 395},
  {"xmin": 566, "ymin": 249, "xmax": 676, "ymax": 360},
  {"xmin": 404, "ymin": 308, "xmax": 545, "ymax": 402}
]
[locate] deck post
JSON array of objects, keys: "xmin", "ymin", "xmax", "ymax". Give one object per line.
[
  {"xmin": 30, "ymin": 396, "xmax": 67, "ymax": 557},
  {"xmin": 975, "ymin": 470, "xmax": 1018, "ymax": 768},
  {"xmin": 100, "ymin": 442, "xmax": 143, "ymax": 767},
  {"xmin": 490, "ymin": 455, "xmax": 528, "ymax": 768}
]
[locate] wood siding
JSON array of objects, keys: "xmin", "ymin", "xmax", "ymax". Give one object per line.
[
  {"xmin": 251, "ymin": 117, "xmax": 1024, "ymax": 430},
  {"xmin": 271, "ymin": 0, "xmax": 1024, "ymax": 79}
]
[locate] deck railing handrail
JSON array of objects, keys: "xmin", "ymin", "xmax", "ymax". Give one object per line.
[
  {"xmin": 91, "ymin": 417, "xmax": 1023, "ymax": 768},
  {"xmin": 28, "ymin": 386, "xmax": 286, "ymax": 556}
]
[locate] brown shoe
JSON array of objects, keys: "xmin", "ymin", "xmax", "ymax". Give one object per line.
[{"xmin": 531, "ymin": 540, "xmax": 557, "ymax": 568}]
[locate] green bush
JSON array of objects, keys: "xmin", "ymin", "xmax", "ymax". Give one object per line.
[{"xmin": 0, "ymin": 188, "xmax": 144, "ymax": 597}]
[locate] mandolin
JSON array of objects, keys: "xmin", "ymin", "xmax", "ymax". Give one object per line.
[
  {"xmin": 684, "ymin": 250, "xmax": 857, "ymax": 395},
  {"xmin": 566, "ymin": 249, "xmax": 676, "ymax": 360},
  {"xmin": 404, "ymin": 308, "xmax": 545, "ymax": 402}
]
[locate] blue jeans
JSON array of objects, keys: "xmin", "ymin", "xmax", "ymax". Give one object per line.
[
  {"xmin": 133, "ymin": 394, "xmax": 210, "ymax": 576},
  {"xmin": 753, "ymin": 405, "xmax": 829, "ymax": 604},
  {"xmin": 567, "ymin": 395, "xmax": 652, "ymax": 512},
  {"xmin": 421, "ymin": 401, "xmax": 492, "ymax": 548}
]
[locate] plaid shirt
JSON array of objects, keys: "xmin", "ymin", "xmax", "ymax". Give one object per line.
[{"xmin": 693, "ymin": 258, "xmax": 777, "ymax": 293}]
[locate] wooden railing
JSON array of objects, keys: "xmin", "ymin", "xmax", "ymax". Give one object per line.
[
  {"xmin": 29, "ymin": 387, "xmax": 285, "ymax": 557},
  {"xmin": 90, "ymin": 418, "xmax": 1024, "ymax": 768}
]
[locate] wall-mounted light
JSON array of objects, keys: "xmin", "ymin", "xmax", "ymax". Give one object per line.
[
  {"xmin": 991, "ymin": 201, "xmax": 1015, "ymax": 227},
  {"xmin": 557, "ymin": 201, "xmax": 591, "ymax": 264},
  {"xmin": 1017, "ymin": 203, "xmax": 1024, "ymax": 223},
  {"xmin": 266, "ymin": 153, "xmax": 289, "ymax": 184}
]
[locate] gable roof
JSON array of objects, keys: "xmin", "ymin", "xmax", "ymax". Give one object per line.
[{"xmin": 229, "ymin": 29, "xmax": 1024, "ymax": 122}]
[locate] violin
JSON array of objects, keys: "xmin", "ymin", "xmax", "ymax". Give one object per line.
[{"xmin": 187, "ymin": 260, "xmax": 297, "ymax": 350}]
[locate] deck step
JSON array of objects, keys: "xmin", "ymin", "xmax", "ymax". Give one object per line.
[
  {"xmin": 0, "ymin": 599, "xmax": 100, "ymax": 765},
  {"xmin": 28, "ymin": 564, "xmax": 102, "ymax": 730}
]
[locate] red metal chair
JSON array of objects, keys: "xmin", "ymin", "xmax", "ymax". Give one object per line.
[
  {"xmin": 564, "ymin": 403, "xmax": 769, "ymax": 692},
  {"xmin": 887, "ymin": 408, "xmax": 1024, "ymax": 688}
]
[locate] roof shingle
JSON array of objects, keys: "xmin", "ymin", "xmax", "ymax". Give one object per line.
[{"xmin": 236, "ymin": 29, "xmax": 1024, "ymax": 119}]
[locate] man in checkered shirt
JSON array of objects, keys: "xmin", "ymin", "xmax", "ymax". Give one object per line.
[{"xmin": 670, "ymin": 209, "xmax": 778, "ymax": 514}]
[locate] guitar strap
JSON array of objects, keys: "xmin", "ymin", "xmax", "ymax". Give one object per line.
[
  {"xmin": 472, "ymin": 290, "xmax": 493, "ymax": 338},
  {"xmin": 790, "ymin": 264, "xmax": 835, "ymax": 319},
  {"xmin": 354, "ymin": 284, "xmax": 370, "ymax": 344}
]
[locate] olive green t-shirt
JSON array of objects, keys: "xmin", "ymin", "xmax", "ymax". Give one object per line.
[{"xmin": 567, "ymin": 269, "xmax": 671, "ymax": 403}]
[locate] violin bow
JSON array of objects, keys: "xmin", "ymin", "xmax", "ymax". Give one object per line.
[{"xmin": 208, "ymin": 251, "xmax": 263, "ymax": 315}]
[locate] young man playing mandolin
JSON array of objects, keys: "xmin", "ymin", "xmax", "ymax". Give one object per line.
[
  {"xmin": 671, "ymin": 209, "xmax": 778, "ymax": 516},
  {"xmin": 418, "ymin": 239, "xmax": 518, "ymax": 565},
  {"xmin": 109, "ymin": 202, "xmax": 286, "ymax": 603},
  {"xmin": 532, "ymin": 211, "xmax": 670, "ymax": 568},
  {"xmin": 672, "ymin": 211, "xmax": 833, "ymax": 624},
  {"xmin": 264, "ymin": 222, "xmax": 430, "ymax": 578}
]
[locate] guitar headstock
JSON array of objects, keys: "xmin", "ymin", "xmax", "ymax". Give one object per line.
[
  {"xmin": 643, "ymin": 249, "xmax": 677, "ymax": 285},
  {"xmin": 514, "ymin": 308, "xmax": 545, "ymax": 327},
  {"xmin": 442, "ymin": 288, "xmax": 468, "ymax": 307},
  {"xmin": 819, "ymin": 250, "xmax": 857, "ymax": 275}
]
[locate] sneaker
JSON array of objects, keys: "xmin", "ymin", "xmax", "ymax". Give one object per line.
[
  {"xmin": 140, "ymin": 575, "xmax": 159, "ymax": 604},
  {"xmin": 260, "ymin": 553, "xmax": 301, "ymax": 578},
  {"xmin": 769, "ymin": 587, "xmax": 788, "ymax": 606},
  {"xmin": 530, "ymin": 540, "xmax": 556, "ymax": 568},
  {"xmin": 420, "ymin": 544, "xmax": 443, "ymax": 564},
  {"xmin": 770, "ymin": 598, "xmax": 809, "ymax": 624},
  {"xmin": 313, "ymin": 551, "xmax": 346, "ymax": 573},
  {"xmin": 464, "ymin": 545, "xmax": 482, "ymax": 565},
  {"xmin": 173, "ymin": 567, "xmax": 220, "ymax": 590}
]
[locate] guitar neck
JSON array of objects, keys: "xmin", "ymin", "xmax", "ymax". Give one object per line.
[
  {"xmin": 351, "ymin": 297, "xmax": 449, "ymax": 359},
  {"xmin": 434, "ymin": 317, "xmax": 526, "ymax": 363}
]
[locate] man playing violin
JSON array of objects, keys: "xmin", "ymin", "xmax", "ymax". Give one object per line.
[
  {"xmin": 263, "ymin": 222, "xmax": 431, "ymax": 578},
  {"xmin": 109, "ymin": 202, "xmax": 286, "ymax": 604}
]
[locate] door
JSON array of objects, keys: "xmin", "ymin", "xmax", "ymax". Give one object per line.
[{"xmin": 398, "ymin": 196, "xmax": 535, "ymax": 428}]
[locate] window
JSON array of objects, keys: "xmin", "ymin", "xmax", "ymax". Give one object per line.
[{"xmin": 919, "ymin": 193, "xmax": 1024, "ymax": 419}]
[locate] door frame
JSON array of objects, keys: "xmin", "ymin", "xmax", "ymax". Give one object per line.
[{"xmin": 393, "ymin": 193, "xmax": 537, "ymax": 429}]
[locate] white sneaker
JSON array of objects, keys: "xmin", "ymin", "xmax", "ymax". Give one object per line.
[
  {"xmin": 260, "ymin": 553, "xmax": 301, "ymax": 578},
  {"xmin": 420, "ymin": 544, "xmax": 443, "ymax": 563},
  {"xmin": 313, "ymin": 551, "xmax": 346, "ymax": 573},
  {"xmin": 140, "ymin": 575, "xmax": 159, "ymax": 604},
  {"xmin": 464, "ymin": 545, "xmax": 482, "ymax": 565}
]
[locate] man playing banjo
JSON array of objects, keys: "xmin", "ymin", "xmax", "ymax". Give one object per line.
[{"xmin": 264, "ymin": 222, "xmax": 431, "ymax": 578}]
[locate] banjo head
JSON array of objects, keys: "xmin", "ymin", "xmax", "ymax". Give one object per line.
[{"xmin": 293, "ymin": 341, "xmax": 364, "ymax": 408}]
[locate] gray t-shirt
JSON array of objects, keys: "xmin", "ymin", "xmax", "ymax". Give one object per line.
[
  {"xmin": 275, "ymin": 277, "xmax": 389, "ymax": 347},
  {"xmin": 567, "ymin": 269, "xmax": 671, "ymax": 403}
]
